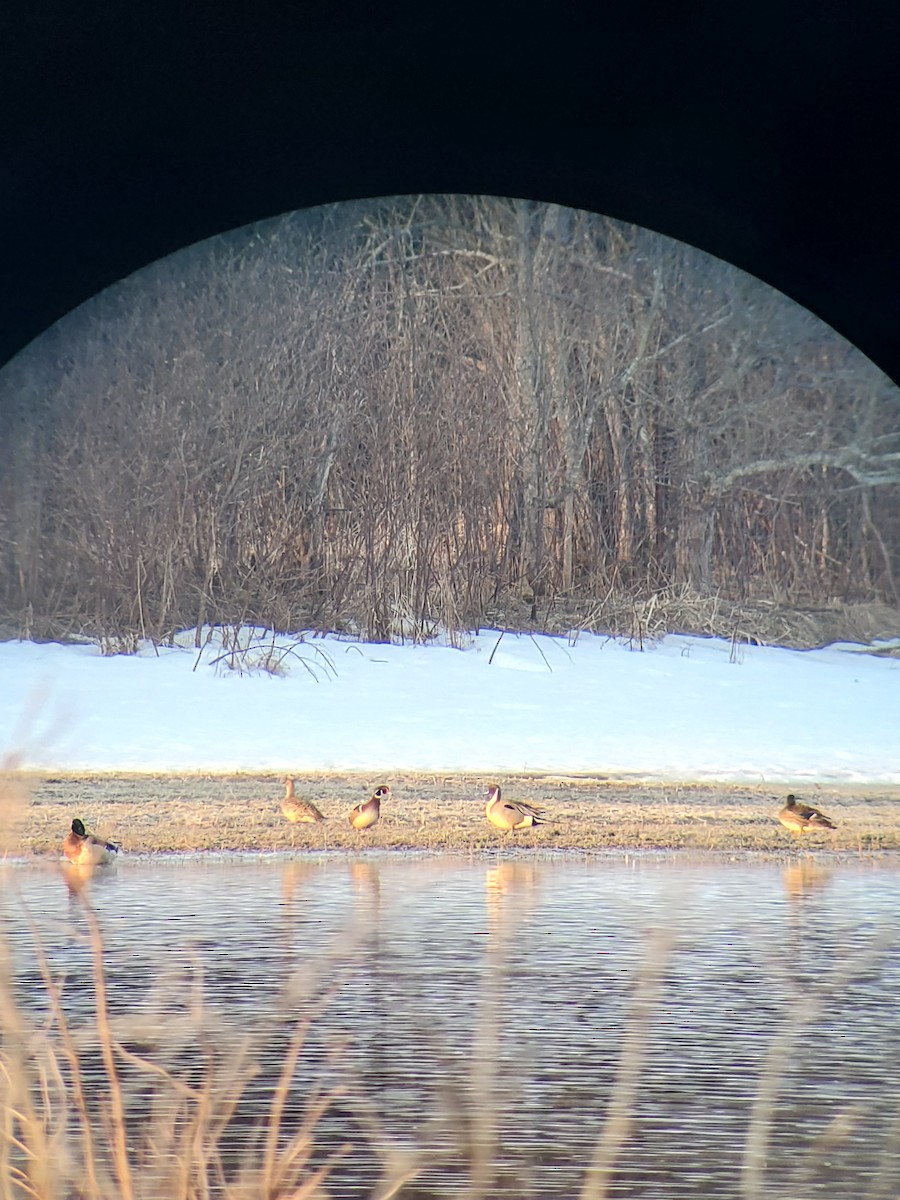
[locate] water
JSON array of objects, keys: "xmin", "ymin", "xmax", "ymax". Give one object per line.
[{"xmin": 3, "ymin": 851, "xmax": 900, "ymax": 1197}]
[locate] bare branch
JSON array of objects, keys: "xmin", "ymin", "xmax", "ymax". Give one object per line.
[{"xmin": 708, "ymin": 448, "xmax": 900, "ymax": 495}]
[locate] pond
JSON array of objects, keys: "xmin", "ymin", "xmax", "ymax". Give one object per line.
[{"xmin": 2, "ymin": 851, "xmax": 900, "ymax": 1198}]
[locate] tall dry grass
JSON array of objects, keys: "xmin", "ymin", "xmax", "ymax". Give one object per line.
[{"xmin": 0, "ymin": 891, "xmax": 356, "ymax": 1199}]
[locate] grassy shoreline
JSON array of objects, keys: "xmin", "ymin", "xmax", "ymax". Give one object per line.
[{"xmin": 8, "ymin": 772, "xmax": 900, "ymax": 856}]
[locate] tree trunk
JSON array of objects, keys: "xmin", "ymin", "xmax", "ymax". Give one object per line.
[
  {"xmin": 675, "ymin": 486, "xmax": 715, "ymax": 593},
  {"xmin": 511, "ymin": 199, "xmax": 547, "ymax": 593}
]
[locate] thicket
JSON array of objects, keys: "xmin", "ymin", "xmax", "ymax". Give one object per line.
[{"xmin": 0, "ymin": 195, "xmax": 898, "ymax": 645}]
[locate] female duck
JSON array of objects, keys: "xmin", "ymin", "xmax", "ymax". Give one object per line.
[
  {"xmin": 63, "ymin": 818, "xmax": 119, "ymax": 866},
  {"xmin": 485, "ymin": 785, "xmax": 545, "ymax": 832},
  {"xmin": 777, "ymin": 794, "xmax": 837, "ymax": 835},
  {"xmin": 349, "ymin": 785, "xmax": 390, "ymax": 830},
  {"xmin": 281, "ymin": 778, "xmax": 326, "ymax": 823}
]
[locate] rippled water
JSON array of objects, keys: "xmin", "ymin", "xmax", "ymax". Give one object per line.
[{"xmin": 3, "ymin": 851, "xmax": 900, "ymax": 1197}]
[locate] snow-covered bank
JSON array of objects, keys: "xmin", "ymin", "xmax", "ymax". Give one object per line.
[{"xmin": 1, "ymin": 627, "xmax": 898, "ymax": 782}]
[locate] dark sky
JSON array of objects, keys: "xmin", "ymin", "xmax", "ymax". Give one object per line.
[{"xmin": 3, "ymin": 3, "xmax": 899, "ymax": 383}]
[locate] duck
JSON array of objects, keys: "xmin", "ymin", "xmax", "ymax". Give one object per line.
[
  {"xmin": 777, "ymin": 793, "xmax": 837, "ymax": 835},
  {"xmin": 62, "ymin": 818, "xmax": 119, "ymax": 866},
  {"xmin": 281, "ymin": 778, "xmax": 326, "ymax": 823},
  {"xmin": 349, "ymin": 785, "xmax": 390, "ymax": 830},
  {"xmin": 485, "ymin": 785, "xmax": 545, "ymax": 831}
]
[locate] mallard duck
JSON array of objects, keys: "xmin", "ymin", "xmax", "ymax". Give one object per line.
[
  {"xmin": 349, "ymin": 785, "xmax": 389, "ymax": 830},
  {"xmin": 281, "ymin": 778, "xmax": 326, "ymax": 823},
  {"xmin": 777, "ymin": 793, "xmax": 837, "ymax": 835},
  {"xmin": 485, "ymin": 785, "xmax": 545, "ymax": 831},
  {"xmin": 63, "ymin": 818, "xmax": 119, "ymax": 866}
]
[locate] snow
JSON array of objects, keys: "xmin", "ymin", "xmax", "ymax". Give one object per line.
[{"xmin": 1, "ymin": 626, "xmax": 899, "ymax": 783}]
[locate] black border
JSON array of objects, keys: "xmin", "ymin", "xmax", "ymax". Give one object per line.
[{"xmin": 3, "ymin": 5, "xmax": 899, "ymax": 382}]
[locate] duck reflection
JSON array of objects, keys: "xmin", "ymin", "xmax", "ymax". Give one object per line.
[
  {"xmin": 350, "ymin": 860, "xmax": 382, "ymax": 908},
  {"xmin": 783, "ymin": 860, "xmax": 832, "ymax": 903},
  {"xmin": 780, "ymin": 860, "xmax": 837, "ymax": 999},
  {"xmin": 61, "ymin": 859, "xmax": 117, "ymax": 899},
  {"xmin": 484, "ymin": 860, "xmax": 539, "ymax": 933},
  {"xmin": 280, "ymin": 860, "xmax": 318, "ymax": 907}
]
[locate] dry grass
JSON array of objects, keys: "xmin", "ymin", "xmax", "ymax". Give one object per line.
[
  {"xmin": 526, "ymin": 592, "xmax": 900, "ymax": 652},
  {"xmin": 0, "ymin": 891, "xmax": 365, "ymax": 1199},
  {"xmin": 7, "ymin": 771, "xmax": 900, "ymax": 856},
  {"xmin": 5, "ymin": 597, "xmax": 900, "ymax": 658}
]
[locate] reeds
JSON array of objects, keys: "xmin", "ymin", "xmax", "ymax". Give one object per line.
[{"xmin": 0, "ymin": 883, "xmax": 355, "ymax": 1200}]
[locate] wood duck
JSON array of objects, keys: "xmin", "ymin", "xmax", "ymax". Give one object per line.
[
  {"xmin": 349, "ymin": 785, "xmax": 390, "ymax": 830},
  {"xmin": 281, "ymin": 778, "xmax": 326, "ymax": 823}
]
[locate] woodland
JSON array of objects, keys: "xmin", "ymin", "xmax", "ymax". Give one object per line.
[{"xmin": 0, "ymin": 195, "xmax": 897, "ymax": 648}]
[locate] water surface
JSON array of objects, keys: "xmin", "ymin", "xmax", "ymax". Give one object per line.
[{"xmin": 3, "ymin": 851, "xmax": 900, "ymax": 1197}]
